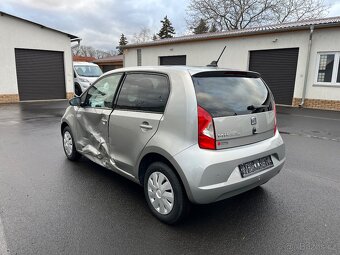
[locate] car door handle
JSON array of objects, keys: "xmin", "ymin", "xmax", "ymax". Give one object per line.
[
  {"xmin": 102, "ymin": 118, "xmax": 108, "ymax": 124},
  {"xmin": 140, "ymin": 122, "xmax": 153, "ymax": 130}
]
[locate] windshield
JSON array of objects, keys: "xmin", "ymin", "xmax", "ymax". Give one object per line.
[
  {"xmin": 192, "ymin": 74, "xmax": 273, "ymax": 117},
  {"xmin": 74, "ymin": 65, "xmax": 103, "ymax": 77}
]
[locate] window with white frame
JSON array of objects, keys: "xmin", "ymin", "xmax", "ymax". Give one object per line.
[{"xmin": 316, "ymin": 52, "xmax": 340, "ymax": 85}]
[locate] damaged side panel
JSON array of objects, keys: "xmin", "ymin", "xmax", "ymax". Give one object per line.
[
  {"xmin": 73, "ymin": 107, "xmax": 140, "ymax": 182},
  {"xmin": 75, "ymin": 107, "xmax": 114, "ymax": 169}
]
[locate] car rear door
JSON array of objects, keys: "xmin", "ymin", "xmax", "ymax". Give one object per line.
[
  {"xmin": 192, "ymin": 71, "xmax": 276, "ymax": 149},
  {"xmin": 108, "ymin": 72, "xmax": 170, "ymax": 174},
  {"xmin": 75, "ymin": 73, "xmax": 122, "ymax": 165}
]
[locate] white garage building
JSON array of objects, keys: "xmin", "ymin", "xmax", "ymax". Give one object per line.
[
  {"xmin": 124, "ymin": 17, "xmax": 340, "ymax": 110},
  {"xmin": 0, "ymin": 12, "xmax": 77, "ymax": 103}
]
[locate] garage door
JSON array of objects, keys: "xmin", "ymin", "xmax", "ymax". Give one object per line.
[
  {"xmin": 15, "ymin": 49, "xmax": 66, "ymax": 101},
  {"xmin": 249, "ymin": 48, "xmax": 299, "ymax": 105},
  {"xmin": 159, "ymin": 55, "xmax": 186, "ymax": 65}
]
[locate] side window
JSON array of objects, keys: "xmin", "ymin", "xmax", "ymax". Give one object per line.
[
  {"xmin": 116, "ymin": 73, "xmax": 170, "ymax": 113},
  {"xmin": 83, "ymin": 74, "xmax": 122, "ymax": 108},
  {"xmin": 317, "ymin": 54, "xmax": 335, "ymax": 83}
]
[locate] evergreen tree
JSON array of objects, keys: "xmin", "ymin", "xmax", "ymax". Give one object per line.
[
  {"xmin": 209, "ymin": 23, "xmax": 218, "ymax": 32},
  {"xmin": 194, "ymin": 19, "xmax": 209, "ymax": 34},
  {"xmin": 117, "ymin": 34, "xmax": 128, "ymax": 55},
  {"xmin": 157, "ymin": 16, "xmax": 176, "ymax": 39},
  {"xmin": 152, "ymin": 34, "xmax": 158, "ymax": 41}
]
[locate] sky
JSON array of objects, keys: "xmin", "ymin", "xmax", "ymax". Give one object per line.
[{"xmin": 1, "ymin": 0, "xmax": 340, "ymax": 52}]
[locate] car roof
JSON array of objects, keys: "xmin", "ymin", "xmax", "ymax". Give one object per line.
[{"xmin": 104, "ymin": 65, "xmax": 259, "ymax": 76}]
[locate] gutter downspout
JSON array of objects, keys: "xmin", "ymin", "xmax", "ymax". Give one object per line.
[
  {"xmin": 299, "ymin": 25, "xmax": 314, "ymax": 107},
  {"xmin": 71, "ymin": 38, "xmax": 82, "ymax": 49}
]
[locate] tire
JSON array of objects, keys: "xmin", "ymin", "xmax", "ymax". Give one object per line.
[
  {"xmin": 62, "ymin": 126, "xmax": 81, "ymax": 161},
  {"xmin": 144, "ymin": 162, "xmax": 189, "ymax": 224}
]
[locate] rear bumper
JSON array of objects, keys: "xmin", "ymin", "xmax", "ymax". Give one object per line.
[{"xmin": 174, "ymin": 132, "xmax": 285, "ymax": 204}]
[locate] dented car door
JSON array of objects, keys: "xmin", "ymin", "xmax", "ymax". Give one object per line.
[{"xmin": 75, "ymin": 74, "xmax": 122, "ymax": 167}]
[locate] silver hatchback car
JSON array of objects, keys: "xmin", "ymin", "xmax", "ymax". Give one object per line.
[{"xmin": 61, "ymin": 66, "xmax": 285, "ymax": 224}]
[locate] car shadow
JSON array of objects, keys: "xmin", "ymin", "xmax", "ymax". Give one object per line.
[{"xmin": 67, "ymin": 156, "xmax": 278, "ymax": 231}]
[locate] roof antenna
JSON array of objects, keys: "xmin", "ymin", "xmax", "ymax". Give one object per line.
[{"xmin": 207, "ymin": 46, "xmax": 226, "ymax": 67}]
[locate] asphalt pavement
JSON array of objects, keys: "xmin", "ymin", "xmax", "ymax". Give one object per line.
[{"xmin": 0, "ymin": 101, "xmax": 339, "ymax": 255}]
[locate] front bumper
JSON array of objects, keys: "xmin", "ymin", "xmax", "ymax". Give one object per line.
[{"xmin": 174, "ymin": 132, "xmax": 285, "ymax": 204}]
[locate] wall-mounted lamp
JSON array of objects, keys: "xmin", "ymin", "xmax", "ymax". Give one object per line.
[{"xmin": 272, "ymin": 38, "xmax": 278, "ymax": 43}]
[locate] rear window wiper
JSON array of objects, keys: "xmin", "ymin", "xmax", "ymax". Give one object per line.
[{"xmin": 247, "ymin": 104, "xmax": 269, "ymax": 111}]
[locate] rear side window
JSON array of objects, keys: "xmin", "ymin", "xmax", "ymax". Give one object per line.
[
  {"xmin": 116, "ymin": 73, "xmax": 170, "ymax": 113},
  {"xmin": 192, "ymin": 73, "xmax": 273, "ymax": 117}
]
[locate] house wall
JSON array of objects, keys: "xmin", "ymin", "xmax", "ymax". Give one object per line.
[
  {"xmin": 303, "ymin": 27, "xmax": 340, "ymax": 102},
  {"xmin": 0, "ymin": 14, "xmax": 74, "ymax": 101},
  {"xmin": 124, "ymin": 27, "xmax": 340, "ymax": 109}
]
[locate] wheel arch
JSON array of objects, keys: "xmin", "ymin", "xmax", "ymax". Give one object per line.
[
  {"xmin": 61, "ymin": 121, "xmax": 69, "ymax": 135},
  {"xmin": 137, "ymin": 148, "xmax": 194, "ymax": 201},
  {"xmin": 61, "ymin": 119, "xmax": 75, "ymax": 139}
]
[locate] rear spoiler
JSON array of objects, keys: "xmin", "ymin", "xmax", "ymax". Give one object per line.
[{"xmin": 192, "ymin": 71, "xmax": 261, "ymax": 78}]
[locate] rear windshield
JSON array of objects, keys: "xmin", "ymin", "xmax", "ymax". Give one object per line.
[{"xmin": 192, "ymin": 74, "xmax": 273, "ymax": 117}]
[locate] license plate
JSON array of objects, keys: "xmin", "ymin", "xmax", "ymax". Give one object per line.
[{"xmin": 239, "ymin": 156, "xmax": 273, "ymax": 178}]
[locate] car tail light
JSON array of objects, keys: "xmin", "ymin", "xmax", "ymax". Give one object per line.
[
  {"xmin": 197, "ymin": 106, "xmax": 216, "ymax": 150},
  {"xmin": 273, "ymin": 103, "xmax": 277, "ymax": 135}
]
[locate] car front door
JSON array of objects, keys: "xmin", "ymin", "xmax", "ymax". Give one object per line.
[
  {"xmin": 75, "ymin": 73, "xmax": 122, "ymax": 166},
  {"xmin": 109, "ymin": 72, "xmax": 170, "ymax": 175}
]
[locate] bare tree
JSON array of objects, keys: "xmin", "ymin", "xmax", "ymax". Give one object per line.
[
  {"xmin": 72, "ymin": 45, "xmax": 116, "ymax": 59},
  {"xmin": 132, "ymin": 27, "xmax": 153, "ymax": 43},
  {"xmin": 94, "ymin": 49, "xmax": 117, "ymax": 59},
  {"xmin": 272, "ymin": 0, "xmax": 329, "ymax": 23},
  {"xmin": 186, "ymin": 0, "xmax": 329, "ymax": 31}
]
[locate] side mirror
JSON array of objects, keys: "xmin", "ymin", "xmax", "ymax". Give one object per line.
[{"xmin": 69, "ymin": 96, "xmax": 81, "ymax": 106}]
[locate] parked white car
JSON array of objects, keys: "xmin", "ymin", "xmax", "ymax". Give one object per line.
[{"xmin": 73, "ymin": 62, "xmax": 103, "ymax": 95}]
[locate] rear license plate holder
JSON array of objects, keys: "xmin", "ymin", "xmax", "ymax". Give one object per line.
[{"xmin": 238, "ymin": 156, "xmax": 273, "ymax": 178}]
